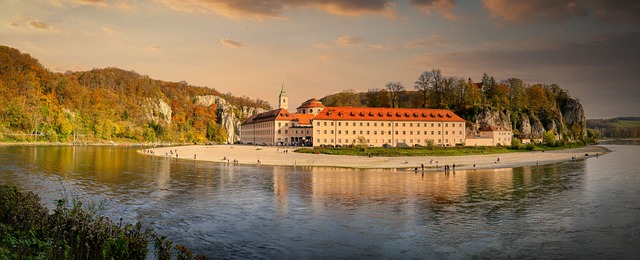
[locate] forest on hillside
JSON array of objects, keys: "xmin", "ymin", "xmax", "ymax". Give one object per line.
[
  {"xmin": 587, "ymin": 117, "xmax": 640, "ymax": 138},
  {"xmin": 321, "ymin": 68, "xmax": 585, "ymax": 140},
  {"xmin": 0, "ymin": 46, "xmax": 270, "ymax": 143}
]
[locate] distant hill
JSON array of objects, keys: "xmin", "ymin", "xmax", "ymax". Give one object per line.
[
  {"xmin": 0, "ymin": 45, "xmax": 270, "ymax": 143},
  {"xmin": 587, "ymin": 117, "xmax": 640, "ymax": 138},
  {"xmin": 320, "ymin": 71, "xmax": 587, "ymax": 141}
]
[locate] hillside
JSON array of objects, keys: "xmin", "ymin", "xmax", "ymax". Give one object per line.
[
  {"xmin": 0, "ymin": 45, "xmax": 270, "ymax": 143},
  {"xmin": 320, "ymin": 70, "xmax": 587, "ymax": 142},
  {"xmin": 587, "ymin": 117, "xmax": 640, "ymax": 138}
]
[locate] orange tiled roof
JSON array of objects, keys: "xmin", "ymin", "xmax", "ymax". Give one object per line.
[
  {"xmin": 313, "ymin": 107, "xmax": 465, "ymax": 122},
  {"xmin": 296, "ymin": 98, "xmax": 325, "ymax": 109},
  {"xmin": 242, "ymin": 108, "xmax": 316, "ymax": 125},
  {"xmin": 292, "ymin": 114, "xmax": 315, "ymax": 125}
]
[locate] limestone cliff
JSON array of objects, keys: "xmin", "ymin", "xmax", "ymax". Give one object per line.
[
  {"xmin": 471, "ymin": 97, "xmax": 586, "ymax": 141},
  {"xmin": 196, "ymin": 95, "xmax": 267, "ymax": 143}
]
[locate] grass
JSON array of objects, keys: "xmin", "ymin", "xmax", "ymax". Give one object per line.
[{"xmin": 295, "ymin": 142, "xmax": 587, "ymax": 157}]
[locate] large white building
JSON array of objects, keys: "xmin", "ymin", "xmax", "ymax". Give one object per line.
[{"xmin": 240, "ymin": 87, "xmax": 468, "ymax": 147}]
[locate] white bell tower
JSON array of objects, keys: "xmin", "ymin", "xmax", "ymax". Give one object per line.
[{"xmin": 278, "ymin": 80, "xmax": 288, "ymax": 110}]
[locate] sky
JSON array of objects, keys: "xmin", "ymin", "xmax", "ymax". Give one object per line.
[{"xmin": 2, "ymin": 0, "xmax": 639, "ymax": 118}]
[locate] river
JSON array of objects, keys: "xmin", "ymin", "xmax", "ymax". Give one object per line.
[{"xmin": 1, "ymin": 143, "xmax": 639, "ymax": 259}]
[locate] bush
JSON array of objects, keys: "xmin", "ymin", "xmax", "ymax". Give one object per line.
[
  {"xmin": 0, "ymin": 185, "xmax": 208, "ymax": 260},
  {"xmin": 511, "ymin": 137, "xmax": 523, "ymax": 149}
]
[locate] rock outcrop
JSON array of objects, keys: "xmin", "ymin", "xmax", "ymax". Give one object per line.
[
  {"xmin": 471, "ymin": 97, "xmax": 586, "ymax": 141},
  {"xmin": 196, "ymin": 95, "xmax": 267, "ymax": 143},
  {"xmin": 143, "ymin": 98, "xmax": 172, "ymax": 126}
]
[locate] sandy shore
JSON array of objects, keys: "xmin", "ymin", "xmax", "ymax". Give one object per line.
[{"xmin": 142, "ymin": 145, "xmax": 610, "ymax": 171}]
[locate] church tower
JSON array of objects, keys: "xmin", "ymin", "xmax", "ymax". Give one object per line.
[{"xmin": 278, "ymin": 80, "xmax": 288, "ymax": 110}]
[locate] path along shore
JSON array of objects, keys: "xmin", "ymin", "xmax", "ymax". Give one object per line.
[{"xmin": 143, "ymin": 145, "xmax": 610, "ymax": 171}]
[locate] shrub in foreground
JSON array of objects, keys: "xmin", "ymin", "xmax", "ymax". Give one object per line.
[{"xmin": 0, "ymin": 185, "xmax": 207, "ymax": 259}]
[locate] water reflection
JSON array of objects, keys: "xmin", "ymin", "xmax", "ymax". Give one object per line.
[{"xmin": 1, "ymin": 145, "xmax": 637, "ymax": 258}]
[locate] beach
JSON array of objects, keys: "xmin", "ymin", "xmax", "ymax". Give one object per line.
[{"xmin": 143, "ymin": 145, "xmax": 609, "ymax": 170}]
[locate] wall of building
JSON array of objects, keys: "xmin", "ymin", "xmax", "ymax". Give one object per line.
[{"xmin": 313, "ymin": 120, "xmax": 465, "ymax": 147}]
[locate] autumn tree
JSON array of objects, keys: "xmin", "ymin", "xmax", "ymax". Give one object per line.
[{"xmin": 385, "ymin": 82, "xmax": 404, "ymax": 108}]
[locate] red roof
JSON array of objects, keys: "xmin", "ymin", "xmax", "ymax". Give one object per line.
[
  {"xmin": 296, "ymin": 98, "xmax": 325, "ymax": 109},
  {"xmin": 292, "ymin": 114, "xmax": 315, "ymax": 125},
  {"xmin": 313, "ymin": 107, "xmax": 465, "ymax": 122},
  {"xmin": 242, "ymin": 108, "xmax": 316, "ymax": 125}
]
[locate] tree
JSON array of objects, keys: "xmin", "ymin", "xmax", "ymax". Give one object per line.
[
  {"xmin": 414, "ymin": 71, "xmax": 433, "ymax": 107},
  {"xmin": 385, "ymin": 82, "xmax": 404, "ymax": 108}
]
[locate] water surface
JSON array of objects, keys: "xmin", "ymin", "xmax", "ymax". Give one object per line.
[{"xmin": 1, "ymin": 144, "xmax": 638, "ymax": 258}]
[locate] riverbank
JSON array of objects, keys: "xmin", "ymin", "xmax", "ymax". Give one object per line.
[{"xmin": 143, "ymin": 145, "xmax": 610, "ymax": 170}]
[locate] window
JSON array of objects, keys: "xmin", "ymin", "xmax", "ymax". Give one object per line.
[
  {"xmin": 317, "ymin": 139, "xmax": 320, "ymax": 142},
  {"xmin": 460, "ymin": 123, "xmax": 463, "ymax": 127},
  {"xmin": 445, "ymin": 123, "xmax": 448, "ymax": 127},
  {"xmin": 278, "ymin": 130, "xmax": 281, "ymax": 134},
  {"xmin": 285, "ymin": 130, "xmax": 288, "ymax": 134},
  {"xmin": 431, "ymin": 131, "xmax": 434, "ymax": 135},
  {"xmin": 360, "ymin": 131, "xmax": 363, "ymax": 134},
  {"xmin": 438, "ymin": 131, "xmax": 441, "ymax": 135},
  {"xmin": 360, "ymin": 122, "xmax": 363, "ymax": 126},
  {"xmin": 374, "ymin": 122, "xmax": 377, "ymax": 126},
  {"xmin": 424, "ymin": 131, "xmax": 427, "ymax": 135},
  {"xmin": 317, "ymin": 122, "xmax": 320, "ymax": 126},
  {"xmin": 285, "ymin": 123, "xmax": 288, "ymax": 126},
  {"xmin": 338, "ymin": 139, "xmax": 341, "ymax": 143},
  {"xmin": 331, "ymin": 122, "xmax": 334, "ymax": 126},
  {"xmin": 353, "ymin": 131, "xmax": 356, "ymax": 134},
  {"xmin": 338, "ymin": 130, "xmax": 342, "ymax": 134},
  {"xmin": 278, "ymin": 122, "xmax": 282, "ymax": 127},
  {"xmin": 316, "ymin": 130, "xmax": 320, "ymax": 134},
  {"xmin": 431, "ymin": 123, "xmax": 434, "ymax": 127},
  {"xmin": 395, "ymin": 131, "xmax": 398, "ymax": 135},
  {"xmin": 331, "ymin": 130, "xmax": 334, "ymax": 134},
  {"xmin": 367, "ymin": 131, "xmax": 370, "ymax": 134},
  {"xmin": 324, "ymin": 130, "xmax": 327, "ymax": 134},
  {"xmin": 338, "ymin": 122, "xmax": 341, "ymax": 126},
  {"xmin": 323, "ymin": 122, "xmax": 327, "ymax": 126},
  {"xmin": 388, "ymin": 131, "xmax": 392, "ymax": 135},
  {"xmin": 459, "ymin": 131, "xmax": 462, "ymax": 135},
  {"xmin": 445, "ymin": 131, "xmax": 448, "ymax": 135},
  {"xmin": 402, "ymin": 131, "xmax": 406, "ymax": 135},
  {"xmin": 410, "ymin": 131, "xmax": 413, "ymax": 135},
  {"xmin": 410, "ymin": 123, "xmax": 413, "ymax": 127},
  {"xmin": 402, "ymin": 123, "xmax": 406, "ymax": 127},
  {"xmin": 388, "ymin": 123, "xmax": 392, "ymax": 127},
  {"xmin": 395, "ymin": 123, "xmax": 398, "ymax": 127},
  {"xmin": 374, "ymin": 131, "xmax": 377, "ymax": 135},
  {"xmin": 367, "ymin": 122, "xmax": 370, "ymax": 126},
  {"xmin": 324, "ymin": 139, "xmax": 327, "ymax": 142}
]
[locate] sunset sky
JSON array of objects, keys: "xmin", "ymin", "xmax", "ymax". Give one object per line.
[{"xmin": 2, "ymin": 0, "xmax": 639, "ymax": 118}]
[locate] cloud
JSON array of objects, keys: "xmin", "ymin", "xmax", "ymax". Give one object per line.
[
  {"xmin": 25, "ymin": 19, "xmax": 60, "ymax": 32},
  {"xmin": 404, "ymin": 35, "xmax": 446, "ymax": 48},
  {"xmin": 101, "ymin": 26, "xmax": 122, "ymax": 36},
  {"xmin": 370, "ymin": 44, "xmax": 392, "ymax": 50},
  {"xmin": 415, "ymin": 31, "xmax": 640, "ymax": 117},
  {"xmin": 77, "ymin": 0, "xmax": 108, "ymax": 8},
  {"xmin": 410, "ymin": 0, "xmax": 458, "ymax": 20},
  {"xmin": 147, "ymin": 45, "xmax": 162, "ymax": 51},
  {"xmin": 9, "ymin": 22, "xmax": 21, "ymax": 27},
  {"xmin": 482, "ymin": 0, "xmax": 640, "ymax": 25},
  {"xmin": 154, "ymin": 0, "xmax": 396, "ymax": 20},
  {"xmin": 220, "ymin": 38, "xmax": 246, "ymax": 48},
  {"xmin": 336, "ymin": 36, "xmax": 363, "ymax": 46}
]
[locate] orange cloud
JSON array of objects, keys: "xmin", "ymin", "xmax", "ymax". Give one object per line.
[
  {"xmin": 154, "ymin": 0, "xmax": 396, "ymax": 20},
  {"xmin": 482, "ymin": 0, "xmax": 640, "ymax": 24},
  {"xmin": 336, "ymin": 36, "xmax": 363, "ymax": 46},
  {"xmin": 410, "ymin": 0, "xmax": 458, "ymax": 20},
  {"xmin": 220, "ymin": 38, "xmax": 246, "ymax": 48}
]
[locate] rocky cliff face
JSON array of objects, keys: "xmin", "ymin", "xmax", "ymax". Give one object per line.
[
  {"xmin": 560, "ymin": 97, "xmax": 587, "ymax": 139},
  {"xmin": 470, "ymin": 97, "xmax": 586, "ymax": 141},
  {"xmin": 196, "ymin": 95, "xmax": 267, "ymax": 143},
  {"xmin": 143, "ymin": 98, "xmax": 172, "ymax": 126},
  {"xmin": 467, "ymin": 108, "xmax": 512, "ymax": 136}
]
